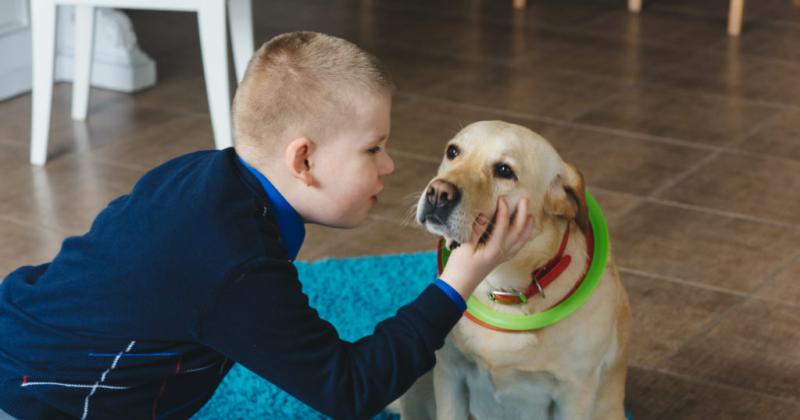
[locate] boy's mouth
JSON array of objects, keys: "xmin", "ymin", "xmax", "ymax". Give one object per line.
[{"xmin": 371, "ymin": 188, "xmax": 383, "ymax": 202}]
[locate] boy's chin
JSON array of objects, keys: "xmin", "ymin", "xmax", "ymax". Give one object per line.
[{"xmin": 313, "ymin": 214, "xmax": 368, "ymax": 229}]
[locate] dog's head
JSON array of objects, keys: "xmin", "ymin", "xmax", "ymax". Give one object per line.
[{"xmin": 416, "ymin": 121, "xmax": 588, "ymax": 248}]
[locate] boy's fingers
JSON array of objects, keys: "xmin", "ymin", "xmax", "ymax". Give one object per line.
[
  {"xmin": 497, "ymin": 198, "xmax": 527, "ymax": 250},
  {"xmin": 487, "ymin": 197, "xmax": 510, "ymax": 251},
  {"xmin": 512, "ymin": 198, "xmax": 528, "ymax": 232},
  {"xmin": 510, "ymin": 215, "xmax": 534, "ymax": 253}
]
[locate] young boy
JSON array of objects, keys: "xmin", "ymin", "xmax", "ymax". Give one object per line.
[{"xmin": 0, "ymin": 32, "xmax": 532, "ymax": 420}]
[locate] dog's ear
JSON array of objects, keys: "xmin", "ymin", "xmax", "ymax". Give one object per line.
[{"xmin": 544, "ymin": 162, "xmax": 589, "ymax": 234}]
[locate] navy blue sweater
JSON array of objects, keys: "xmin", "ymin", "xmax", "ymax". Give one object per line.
[{"xmin": 0, "ymin": 149, "xmax": 463, "ymax": 419}]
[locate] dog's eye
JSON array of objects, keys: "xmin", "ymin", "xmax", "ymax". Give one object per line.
[
  {"xmin": 494, "ymin": 163, "xmax": 517, "ymax": 180},
  {"xmin": 446, "ymin": 145, "xmax": 460, "ymax": 160}
]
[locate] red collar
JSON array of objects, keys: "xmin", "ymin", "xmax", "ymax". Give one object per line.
[
  {"xmin": 437, "ymin": 223, "xmax": 595, "ymax": 333},
  {"xmin": 486, "ymin": 223, "xmax": 572, "ymax": 305}
]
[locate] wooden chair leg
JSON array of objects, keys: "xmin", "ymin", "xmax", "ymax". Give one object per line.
[
  {"xmin": 628, "ymin": 0, "xmax": 642, "ymax": 12},
  {"xmin": 728, "ymin": 0, "xmax": 745, "ymax": 36}
]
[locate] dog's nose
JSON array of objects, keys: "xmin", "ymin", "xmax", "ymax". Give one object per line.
[{"xmin": 426, "ymin": 180, "xmax": 461, "ymax": 209}]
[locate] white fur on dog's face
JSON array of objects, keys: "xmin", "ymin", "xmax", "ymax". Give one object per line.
[{"xmin": 416, "ymin": 121, "xmax": 571, "ymax": 245}]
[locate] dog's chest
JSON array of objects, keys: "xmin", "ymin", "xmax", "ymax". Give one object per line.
[
  {"xmin": 446, "ymin": 318, "xmax": 608, "ymax": 419},
  {"xmin": 452, "ymin": 319, "xmax": 548, "ymax": 367},
  {"xmin": 461, "ymin": 358, "xmax": 559, "ymax": 419}
]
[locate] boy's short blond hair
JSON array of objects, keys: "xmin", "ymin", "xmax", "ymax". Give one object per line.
[{"xmin": 233, "ymin": 31, "xmax": 393, "ymax": 158}]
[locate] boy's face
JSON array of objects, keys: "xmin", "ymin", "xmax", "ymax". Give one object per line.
[{"xmin": 308, "ymin": 93, "xmax": 394, "ymax": 228}]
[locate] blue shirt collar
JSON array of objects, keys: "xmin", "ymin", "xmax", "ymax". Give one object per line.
[{"xmin": 237, "ymin": 156, "xmax": 305, "ymax": 261}]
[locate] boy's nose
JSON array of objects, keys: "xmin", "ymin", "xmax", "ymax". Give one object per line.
[{"xmin": 380, "ymin": 153, "xmax": 395, "ymax": 176}]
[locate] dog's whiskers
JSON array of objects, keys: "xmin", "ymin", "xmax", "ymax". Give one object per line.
[
  {"xmin": 401, "ymin": 207, "xmax": 418, "ymax": 227},
  {"xmin": 399, "ymin": 191, "xmax": 424, "ymax": 227}
]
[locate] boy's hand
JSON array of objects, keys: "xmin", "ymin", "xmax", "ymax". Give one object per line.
[{"xmin": 439, "ymin": 197, "xmax": 534, "ymax": 301}]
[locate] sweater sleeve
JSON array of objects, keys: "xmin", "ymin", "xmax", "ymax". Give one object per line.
[{"xmin": 195, "ymin": 257, "xmax": 464, "ymax": 420}]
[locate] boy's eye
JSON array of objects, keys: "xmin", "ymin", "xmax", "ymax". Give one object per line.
[
  {"xmin": 368, "ymin": 146, "xmax": 381, "ymax": 154},
  {"xmin": 446, "ymin": 145, "xmax": 460, "ymax": 160}
]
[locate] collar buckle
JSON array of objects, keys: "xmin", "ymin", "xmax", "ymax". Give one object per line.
[
  {"xmin": 488, "ymin": 289, "xmax": 528, "ymax": 304},
  {"xmin": 532, "ymin": 274, "xmax": 546, "ymax": 299}
]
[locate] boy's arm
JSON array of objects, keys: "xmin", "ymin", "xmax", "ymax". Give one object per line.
[{"xmin": 195, "ymin": 257, "xmax": 463, "ymax": 420}]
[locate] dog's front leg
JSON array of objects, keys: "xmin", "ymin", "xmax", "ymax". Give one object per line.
[
  {"xmin": 433, "ymin": 360, "xmax": 470, "ymax": 420},
  {"xmin": 590, "ymin": 351, "xmax": 628, "ymax": 420},
  {"xmin": 556, "ymin": 373, "xmax": 601, "ymax": 420}
]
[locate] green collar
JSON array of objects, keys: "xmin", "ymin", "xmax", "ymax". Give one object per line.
[{"xmin": 438, "ymin": 190, "xmax": 609, "ymax": 331}]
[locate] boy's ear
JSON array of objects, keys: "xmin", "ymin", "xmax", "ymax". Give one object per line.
[
  {"xmin": 544, "ymin": 162, "xmax": 589, "ymax": 234},
  {"xmin": 284, "ymin": 137, "xmax": 316, "ymax": 186}
]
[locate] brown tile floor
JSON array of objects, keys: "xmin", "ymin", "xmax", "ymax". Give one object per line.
[{"xmin": 1, "ymin": 0, "xmax": 799, "ymax": 418}]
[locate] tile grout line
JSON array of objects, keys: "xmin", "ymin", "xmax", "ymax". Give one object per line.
[
  {"xmin": 380, "ymin": 156, "xmax": 800, "ymax": 233},
  {"xmin": 0, "ymin": 214, "xmax": 73, "ymax": 236},
  {"xmin": 645, "ymin": 108, "xmax": 791, "ymax": 200},
  {"xmin": 87, "ymin": 154, "xmax": 152, "ymax": 173},
  {"xmin": 563, "ymin": 88, "xmax": 632, "ymax": 123},
  {"xmin": 555, "ymin": 121, "xmax": 720, "ymax": 153},
  {"xmin": 644, "ymin": 197, "xmax": 800, "ymax": 231},
  {"xmin": 639, "ymin": 366, "xmax": 800, "ymax": 408},
  {"xmin": 385, "ymin": 19, "xmax": 800, "ymax": 113},
  {"xmin": 742, "ymin": 252, "xmax": 800, "ymax": 305},
  {"xmin": 617, "ymin": 266, "xmax": 800, "ymax": 310},
  {"xmin": 723, "ymin": 144, "xmax": 800, "ymax": 167},
  {"xmin": 618, "ymin": 267, "xmax": 752, "ymax": 298},
  {"xmin": 394, "ymin": 92, "xmax": 732, "ymax": 154},
  {"xmin": 0, "ymin": 139, "xmax": 28, "ymax": 149},
  {"xmin": 653, "ymin": 250, "xmax": 800, "ymax": 373},
  {"xmin": 375, "ymin": 0, "xmax": 800, "ymax": 73},
  {"xmin": 724, "ymin": 107, "xmax": 794, "ymax": 150},
  {"xmin": 419, "ymin": 93, "xmax": 800, "ymax": 165},
  {"xmin": 565, "ymin": 12, "xmax": 800, "ymax": 71},
  {"xmin": 646, "ymin": 150, "xmax": 723, "ymax": 199}
]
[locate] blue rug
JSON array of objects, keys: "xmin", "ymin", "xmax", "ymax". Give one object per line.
[
  {"xmin": 192, "ymin": 252, "xmax": 632, "ymax": 420},
  {"xmin": 192, "ymin": 252, "xmax": 437, "ymax": 420}
]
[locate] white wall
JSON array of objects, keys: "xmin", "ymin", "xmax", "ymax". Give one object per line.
[
  {"xmin": 0, "ymin": 0, "xmax": 156, "ymax": 101},
  {"xmin": 0, "ymin": 0, "xmax": 33, "ymax": 99}
]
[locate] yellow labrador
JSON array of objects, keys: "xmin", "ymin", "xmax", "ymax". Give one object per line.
[{"xmin": 399, "ymin": 121, "xmax": 630, "ymax": 420}]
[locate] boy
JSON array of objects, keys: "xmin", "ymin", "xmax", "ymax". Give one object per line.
[{"xmin": 0, "ymin": 32, "xmax": 532, "ymax": 419}]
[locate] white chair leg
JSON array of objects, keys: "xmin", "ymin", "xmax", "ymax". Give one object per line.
[
  {"xmin": 198, "ymin": 1, "xmax": 234, "ymax": 150},
  {"xmin": 227, "ymin": 0, "xmax": 254, "ymax": 84},
  {"xmin": 628, "ymin": 0, "xmax": 642, "ymax": 12},
  {"xmin": 728, "ymin": 0, "xmax": 745, "ymax": 36},
  {"xmin": 30, "ymin": 0, "xmax": 58, "ymax": 166},
  {"xmin": 71, "ymin": 5, "xmax": 96, "ymax": 121}
]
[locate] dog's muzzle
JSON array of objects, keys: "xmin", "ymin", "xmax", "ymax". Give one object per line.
[{"xmin": 419, "ymin": 179, "xmax": 461, "ymax": 226}]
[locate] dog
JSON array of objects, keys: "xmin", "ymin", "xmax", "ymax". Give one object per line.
[{"xmin": 398, "ymin": 121, "xmax": 630, "ymax": 420}]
